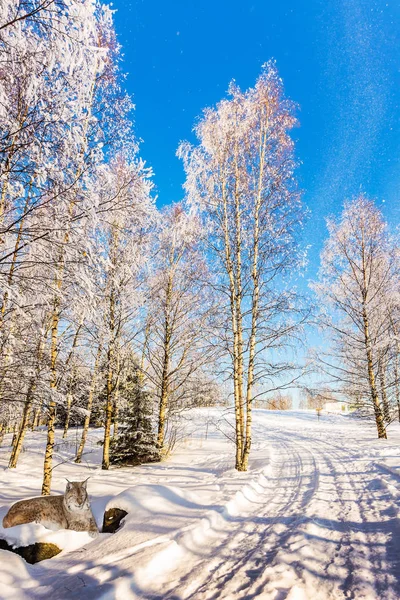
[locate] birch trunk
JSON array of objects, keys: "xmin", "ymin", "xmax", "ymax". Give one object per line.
[
  {"xmin": 10, "ymin": 422, "xmax": 19, "ymax": 452},
  {"xmin": 9, "ymin": 384, "xmax": 34, "ymax": 468},
  {"xmin": 102, "ymin": 289, "xmax": 116, "ymax": 470},
  {"xmin": 42, "ymin": 203, "xmax": 73, "ymax": 494},
  {"xmin": 42, "ymin": 54, "xmax": 101, "ymax": 490},
  {"xmin": 102, "ymin": 217, "xmax": 120, "ymax": 470},
  {"xmin": 363, "ymin": 308, "xmax": 386, "ymax": 438},
  {"xmin": 112, "ymin": 355, "xmax": 121, "ymax": 439},
  {"xmin": 75, "ymin": 345, "xmax": 102, "ymax": 463},
  {"xmin": 360, "ymin": 232, "xmax": 387, "ymax": 440},
  {"xmin": 233, "ymin": 133, "xmax": 246, "ymax": 470},
  {"xmin": 62, "ymin": 324, "xmax": 82, "ymax": 439},
  {"xmin": 139, "ymin": 319, "xmax": 150, "ymax": 386},
  {"xmin": 221, "ymin": 173, "xmax": 242, "ymax": 468},
  {"xmin": 388, "ymin": 314, "xmax": 400, "ymax": 422},
  {"xmin": 62, "ymin": 391, "xmax": 73, "ymax": 439},
  {"xmin": 241, "ymin": 121, "xmax": 266, "ymax": 471},
  {"xmin": 9, "ymin": 335, "xmax": 45, "ymax": 468},
  {"xmin": 32, "ymin": 403, "xmax": 42, "ymax": 429},
  {"xmin": 42, "ymin": 292, "xmax": 61, "ymax": 494},
  {"xmin": 157, "ymin": 274, "xmax": 173, "ymax": 451},
  {"xmin": 378, "ymin": 352, "xmax": 390, "ymax": 423}
]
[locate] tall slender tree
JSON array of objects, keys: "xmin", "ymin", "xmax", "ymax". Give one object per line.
[
  {"xmin": 144, "ymin": 203, "xmax": 217, "ymax": 453},
  {"xmin": 313, "ymin": 196, "xmax": 399, "ymax": 439},
  {"xmin": 179, "ymin": 62, "xmax": 307, "ymax": 470}
]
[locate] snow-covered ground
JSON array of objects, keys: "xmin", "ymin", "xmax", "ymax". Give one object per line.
[{"xmin": 1, "ymin": 409, "xmax": 400, "ymax": 600}]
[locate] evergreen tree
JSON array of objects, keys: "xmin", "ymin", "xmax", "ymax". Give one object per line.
[{"xmin": 110, "ymin": 364, "xmax": 160, "ymax": 466}]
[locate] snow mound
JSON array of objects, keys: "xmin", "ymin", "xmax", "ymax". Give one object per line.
[
  {"xmin": 105, "ymin": 483, "xmax": 207, "ymax": 521},
  {"xmin": 0, "ymin": 549, "xmax": 32, "ymax": 599}
]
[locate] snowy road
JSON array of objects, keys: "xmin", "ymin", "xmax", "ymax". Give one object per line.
[
  {"xmin": 131, "ymin": 424, "xmax": 400, "ymax": 600},
  {"xmin": 2, "ymin": 410, "xmax": 400, "ymax": 599}
]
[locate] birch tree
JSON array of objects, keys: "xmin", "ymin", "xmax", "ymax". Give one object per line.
[
  {"xmin": 179, "ymin": 62, "xmax": 307, "ymax": 470},
  {"xmin": 143, "ymin": 203, "xmax": 217, "ymax": 453},
  {"xmin": 313, "ymin": 196, "xmax": 399, "ymax": 439},
  {"xmin": 0, "ymin": 0, "xmax": 150, "ymax": 491}
]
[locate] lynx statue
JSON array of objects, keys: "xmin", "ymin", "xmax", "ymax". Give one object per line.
[{"xmin": 2, "ymin": 479, "xmax": 99, "ymax": 537}]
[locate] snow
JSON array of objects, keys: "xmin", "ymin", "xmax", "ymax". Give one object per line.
[
  {"xmin": 1, "ymin": 409, "xmax": 400, "ymax": 599},
  {"xmin": 0, "ymin": 510, "xmax": 94, "ymax": 552}
]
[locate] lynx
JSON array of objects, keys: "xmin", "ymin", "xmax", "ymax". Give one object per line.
[{"xmin": 2, "ymin": 479, "xmax": 99, "ymax": 537}]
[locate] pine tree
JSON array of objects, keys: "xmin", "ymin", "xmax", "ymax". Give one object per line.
[{"xmin": 110, "ymin": 364, "xmax": 160, "ymax": 466}]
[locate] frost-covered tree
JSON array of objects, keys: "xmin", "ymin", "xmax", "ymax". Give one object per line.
[
  {"xmin": 38, "ymin": 3, "xmax": 136, "ymax": 494},
  {"xmin": 143, "ymin": 203, "xmax": 217, "ymax": 453},
  {"xmin": 0, "ymin": 0, "xmax": 153, "ymax": 490},
  {"xmin": 90, "ymin": 156, "xmax": 154, "ymax": 470},
  {"xmin": 313, "ymin": 196, "xmax": 399, "ymax": 439},
  {"xmin": 179, "ymin": 62, "xmax": 307, "ymax": 470},
  {"xmin": 0, "ymin": 1, "xmax": 58, "ymax": 32}
]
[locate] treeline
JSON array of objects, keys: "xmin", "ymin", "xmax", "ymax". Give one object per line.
[
  {"xmin": 0, "ymin": 1, "xmax": 307, "ymax": 490},
  {"xmin": 0, "ymin": 1, "xmax": 223, "ymax": 492}
]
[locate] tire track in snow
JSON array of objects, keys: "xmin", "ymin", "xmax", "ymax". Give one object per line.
[
  {"xmin": 277, "ymin": 430, "xmax": 400, "ymax": 600},
  {"xmin": 323, "ymin": 443, "xmax": 399, "ymax": 600},
  {"xmin": 186, "ymin": 439, "xmax": 318, "ymax": 600},
  {"xmin": 133, "ymin": 436, "xmax": 320, "ymax": 600},
  {"xmin": 133, "ymin": 429, "xmax": 400, "ymax": 600}
]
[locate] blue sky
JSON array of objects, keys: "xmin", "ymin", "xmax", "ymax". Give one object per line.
[{"xmin": 112, "ymin": 0, "xmax": 399, "ymax": 280}]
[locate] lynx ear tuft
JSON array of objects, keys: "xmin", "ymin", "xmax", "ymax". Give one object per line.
[{"xmin": 82, "ymin": 477, "xmax": 90, "ymax": 487}]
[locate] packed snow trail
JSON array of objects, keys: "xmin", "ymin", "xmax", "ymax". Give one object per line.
[
  {"xmin": 129, "ymin": 427, "xmax": 400, "ymax": 600},
  {"xmin": 1, "ymin": 410, "xmax": 400, "ymax": 599}
]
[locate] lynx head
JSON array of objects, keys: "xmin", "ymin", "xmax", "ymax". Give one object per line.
[{"xmin": 64, "ymin": 479, "xmax": 90, "ymax": 511}]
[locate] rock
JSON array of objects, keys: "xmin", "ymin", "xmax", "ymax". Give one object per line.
[
  {"xmin": 0, "ymin": 538, "xmax": 61, "ymax": 563},
  {"xmin": 102, "ymin": 507, "xmax": 128, "ymax": 533}
]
